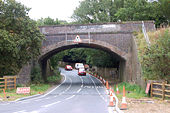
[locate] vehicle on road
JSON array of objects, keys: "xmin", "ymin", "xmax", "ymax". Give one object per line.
[
  {"xmin": 65, "ymin": 65, "xmax": 73, "ymax": 71},
  {"xmin": 75, "ymin": 63, "xmax": 84, "ymax": 69},
  {"xmin": 78, "ymin": 68, "xmax": 86, "ymax": 76}
]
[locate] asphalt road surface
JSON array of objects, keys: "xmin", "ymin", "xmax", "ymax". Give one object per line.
[{"xmin": 0, "ymin": 68, "xmax": 113, "ymax": 113}]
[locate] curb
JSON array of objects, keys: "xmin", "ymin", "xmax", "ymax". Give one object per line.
[{"xmin": 14, "ymin": 94, "xmax": 41, "ymax": 102}]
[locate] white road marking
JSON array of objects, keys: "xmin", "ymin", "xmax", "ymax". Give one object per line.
[
  {"xmin": 42, "ymin": 73, "xmax": 66, "ymax": 97},
  {"xmin": 65, "ymin": 95, "xmax": 75, "ymax": 100},
  {"xmin": 76, "ymin": 88, "xmax": 81, "ymax": 93},
  {"xmin": 41, "ymin": 101, "xmax": 61, "ymax": 108},
  {"xmin": 89, "ymin": 75, "xmax": 107, "ymax": 102},
  {"xmin": 57, "ymin": 77, "xmax": 72, "ymax": 95}
]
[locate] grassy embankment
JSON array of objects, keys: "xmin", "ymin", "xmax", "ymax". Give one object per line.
[
  {"xmin": 0, "ymin": 69, "xmax": 62, "ymax": 101},
  {"xmin": 112, "ymin": 28, "xmax": 170, "ymax": 99}
]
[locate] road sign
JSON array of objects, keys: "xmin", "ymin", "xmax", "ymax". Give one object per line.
[
  {"xmin": 16, "ymin": 87, "xmax": 30, "ymax": 94},
  {"xmin": 74, "ymin": 35, "xmax": 82, "ymax": 43},
  {"xmin": 145, "ymin": 83, "xmax": 150, "ymax": 94}
]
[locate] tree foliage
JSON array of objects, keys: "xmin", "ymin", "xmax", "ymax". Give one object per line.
[
  {"xmin": 50, "ymin": 48, "xmax": 119, "ymax": 68},
  {"xmin": 0, "ymin": 0, "xmax": 44, "ymax": 75},
  {"xmin": 36, "ymin": 17, "xmax": 68, "ymax": 26},
  {"xmin": 72, "ymin": 0, "xmax": 169, "ymax": 27}
]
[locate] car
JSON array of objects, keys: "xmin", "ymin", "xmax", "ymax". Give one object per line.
[
  {"xmin": 75, "ymin": 63, "xmax": 84, "ymax": 69},
  {"xmin": 78, "ymin": 68, "xmax": 86, "ymax": 76},
  {"xmin": 65, "ymin": 65, "xmax": 73, "ymax": 71}
]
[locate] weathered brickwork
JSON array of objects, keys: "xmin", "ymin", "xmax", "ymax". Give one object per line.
[{"xmin": 37, "ymin": 21, "xmax": 155, "ymax": 86}]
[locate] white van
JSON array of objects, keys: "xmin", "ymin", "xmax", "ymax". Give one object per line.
[{"xmin": 75, "ymin": 63, "xmax": 84, "ymax": 69}]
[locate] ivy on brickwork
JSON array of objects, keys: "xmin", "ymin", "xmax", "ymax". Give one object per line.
[{"xmin": 136, "ymin": 28, "xmax": 170, "ymax": 82}]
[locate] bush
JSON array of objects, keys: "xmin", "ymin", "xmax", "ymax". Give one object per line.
[
  {"xmin": 137, "ymin": 28, "xmax": 170, "ymax": 82},
  {"xmin": 31, "ymin": 64, "xmax": 43, "ymax": 84}
]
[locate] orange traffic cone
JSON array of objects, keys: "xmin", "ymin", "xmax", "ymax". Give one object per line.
[
  {"xmin": 111, "ymin": 88, "xmax": 116, "ymax": 101},
  {"xmin": 120, "ymin": 86, "xmax": 128, "ymax": 110},
  {"xmin": 116, "ymin": 84, "xmax": 120, "ymax": 94},
  {"xmin": 108, "ymin": 90, "xmax": 115, "ymax": 107},
  {"xmin": 106, "ymin": 81, "xmax": 109, "ymax": 90},
  {"xmin": 3, "ymin": 89, "xmax": 6, "ymax": 98}
]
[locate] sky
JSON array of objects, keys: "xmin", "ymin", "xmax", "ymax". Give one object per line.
[{"xmin": 16, "ymin": 0, "xmax": 83, "ymax": 22}]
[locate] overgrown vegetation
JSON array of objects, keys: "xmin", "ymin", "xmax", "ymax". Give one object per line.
[
  {"xmin": 31, "ymin": 64, "xmax": 61, "ymax": 84},
  {"xmin": 115, "ymin": 82, "xmax": 146, "ymax": 99},
  {"xmin": 31, "ymin": 64, "xmax": 43, "ymax": 84},
  {"xmin": 136, "ymin": 28, "xmax": 170, "ymax": 82}
]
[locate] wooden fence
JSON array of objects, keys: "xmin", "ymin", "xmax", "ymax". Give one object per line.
[
  {"xmin": 0, "ymin": 76, "xmax": 17, "ymax": 90},
  {"xmin": 151, "ymin": 81, "xmax": 170, "ymax": 100}
]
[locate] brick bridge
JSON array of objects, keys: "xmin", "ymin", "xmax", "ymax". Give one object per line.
[{"xmin": 38, "ymin": 21, "xmax": 155, "ymax": 86}]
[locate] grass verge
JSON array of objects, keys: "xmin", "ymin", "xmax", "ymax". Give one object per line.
[
  {"xmin": 0, "ymin": 74, "xmax": 62, "ymax": 101},
  {"xmin": 114, "ymin": 82, "xmax": 147, "ymax": 99},
  {"xmin": 0, "ymin": 84, "xmax": 51, "ymax": 101}
]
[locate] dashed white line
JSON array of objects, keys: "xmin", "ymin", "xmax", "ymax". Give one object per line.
[{"xmin": 41, "ymin": 101, "xmax": 61, "ymax": 108}]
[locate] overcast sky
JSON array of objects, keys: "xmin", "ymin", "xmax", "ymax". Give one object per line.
[{"xmin": 16, "ymin": 0, "xmax": 83, "ymax": 22}]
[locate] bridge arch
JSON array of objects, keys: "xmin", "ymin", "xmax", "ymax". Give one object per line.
[{"xmin": 39, "ymin": 40, "xmax": 128, "ymax": 82}]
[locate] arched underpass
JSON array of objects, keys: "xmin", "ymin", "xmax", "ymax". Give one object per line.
[
  {"xmin": 18, "ymin": 21, "xmax": 155, "ymax": 87},
  {"xmin": 39, "ymin": 41, "xmax": 127, "ymax": 83}
]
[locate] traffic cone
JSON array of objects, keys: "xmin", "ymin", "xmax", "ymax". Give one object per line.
[
  {"xmin": 120, "ymin": 86, "xmax": 128, "ymax": 110},
  {"xmin": 106, "ymin": 81, "xmax": 109, "ymax": 90},
  {"xmin": 3, "ymin": 89, "xmax": 6, "ymax": 98},
  {"xmin": 111, "ymin": 88, "xmax": 116, "ymax": 101},
  {"xmin": 116, "ymin": 84, "xmax": 119, "ymax": 94},
  {"xmin": 108, "ymin": 90, "xmax": 115, "ymax": 107},
  {"xmin": 109, "ymin": 86, "xmax": 112, "ymax": 95}
]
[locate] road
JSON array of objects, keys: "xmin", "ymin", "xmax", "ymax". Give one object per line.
[{"xmin": 0, "ymin": 68, "xmax": 112, "ymax": 113}]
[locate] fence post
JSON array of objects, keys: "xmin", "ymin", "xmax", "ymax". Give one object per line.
[
  {"xmin": 4, "ymin": 77, "xmax": 7, "ymax": 90},
  {"xmin": 151, "ymin": 81, "xmax": 153, "ymax": 98},
  {"xmin": 14, "ymin": 76, "xmax": 16, "ymax": 89},
  {"xmin": 162, "ymin": 82, "xmax": 165, "ymax": 100}
]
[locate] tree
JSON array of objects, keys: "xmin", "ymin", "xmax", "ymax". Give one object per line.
[
  {"xmin": 0, "ymin": 0, "xmax": 44, "ymax": 75},
  {"xmin": 36, "ymin": 17, "xmax": 68, "ymax": 26},
  {"xmin": 72, "ymin": 0, "xmax": 169, "ymax": 27},
  {"xmin": 159, "ymin": 0, "xmax": 170, "ymax": 23},
  {"xmin": 71, "ymin": 0, "xmax": 123, "ymax": 23},
  {"xmin": 50, "ymin": 48, "xmax": 119, "ymax": 68}
]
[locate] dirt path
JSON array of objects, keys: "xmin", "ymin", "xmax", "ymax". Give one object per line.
[{"xmin": 121, "ymin": 98, "xmax": 170, "ymax": 113}]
